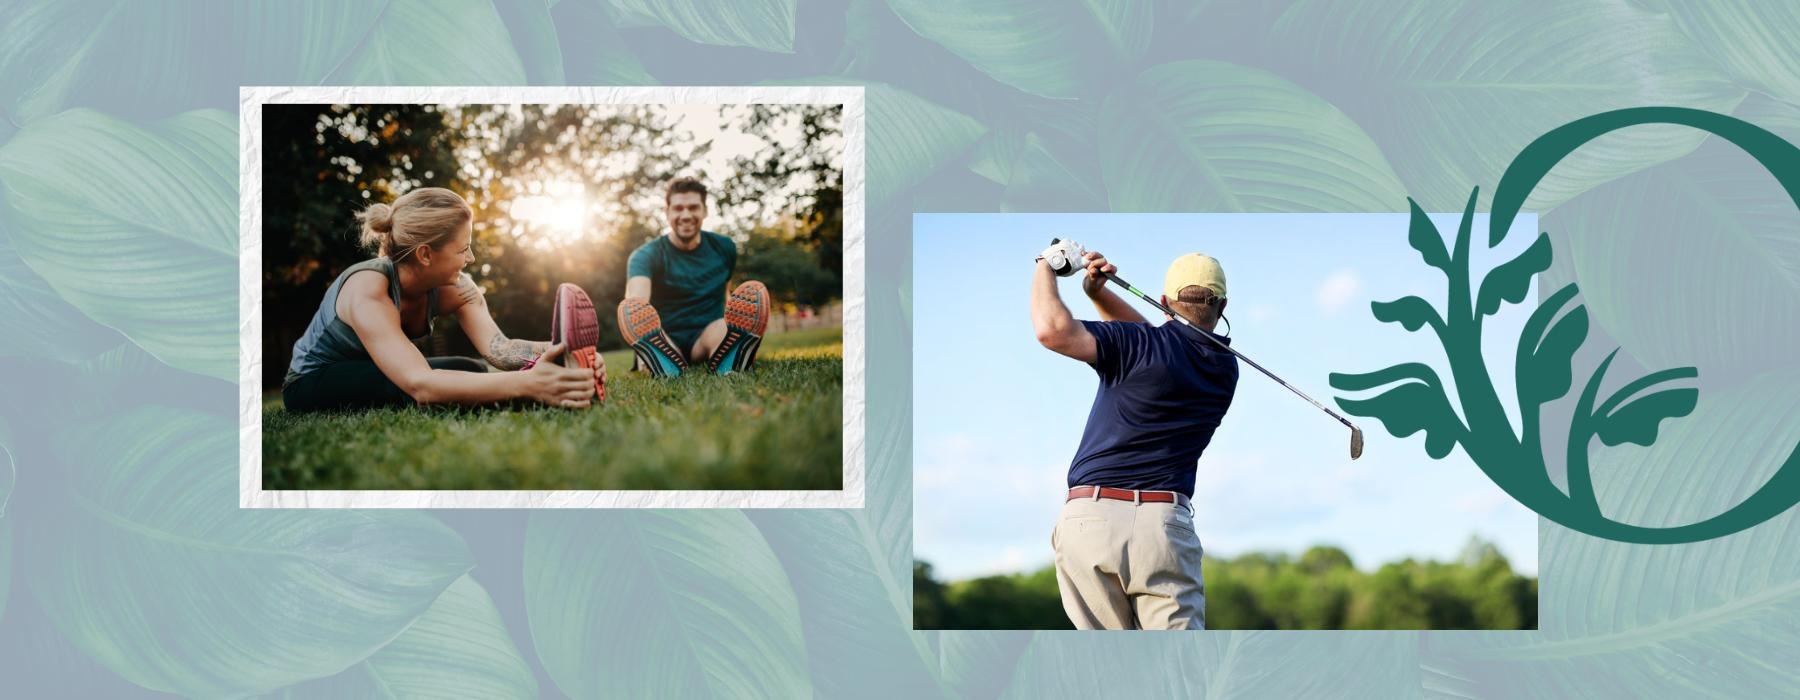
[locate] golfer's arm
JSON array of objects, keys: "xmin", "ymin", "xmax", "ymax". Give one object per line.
[
  {"xmin": 1031, "ymin": 261, "xmax": 1098, "ymax": 362},
  {"xmin": 625, "ymin": 276, "xmax": 651, "ymax": 301},
  {"xmin": 342, "ymin": 281, "xmax": 525, "ymax": 405},
  {"xmin": 1086, "ymin": 285, "xmax": 1149, "ymax": 324},
  {"xmin": 441, "ymin": 276, "xmax": 545, "ymax": 371}
]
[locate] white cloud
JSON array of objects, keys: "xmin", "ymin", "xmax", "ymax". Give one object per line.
[
  {"xmin": 998, "ymin": 547, "xmax": 1028, "ymax": 572},
  {"xmin": 1455, "ymin": 486, "xmax": 1516, "ymax": 519},
  {"xmin": 1316, "ymin": 269, "xmax": 1364, "ymax": 315}
]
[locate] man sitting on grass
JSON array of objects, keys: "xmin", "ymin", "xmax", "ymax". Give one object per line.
[{"xmin": 618, "ymin": 176, "xmax": 771, "ymax": 377}]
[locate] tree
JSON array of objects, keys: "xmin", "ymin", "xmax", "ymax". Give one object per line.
[
  {"xmin": 913, "ymin": 561, "xmax": 949, "ymax": 629},
  {"xmin": 718, "ymin": 104, "xmax": 844, "ymax": 278},
  {"xmin": 737, "ymin": 229, "xmax": 838, "ymax": 308},
  {"xmin": 914, "ymin": 537, "xmax": 1536, "ymax": 630}
]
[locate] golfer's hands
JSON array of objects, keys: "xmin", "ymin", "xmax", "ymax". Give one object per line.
[
  {"xmin": 525, "ymin": 342, "xmax": 597, "ymax": 409},
  {"xmin": 1080, "ymin": 251, "xmax": 1116, "ymax": 297},
  {"xmin": 1038, "ymin": 239, "xmax": 1087, "ymax": 277}
]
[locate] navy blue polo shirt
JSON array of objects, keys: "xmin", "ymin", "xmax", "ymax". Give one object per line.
[{"xmin": 1067, "ymin": 320, "xmax": 1240, "ymax": 497}]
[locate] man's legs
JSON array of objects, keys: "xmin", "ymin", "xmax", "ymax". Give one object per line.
[
  {"xmin": 622, "ymin": 280, "xmax": 771, "ymax": 377},
  {"xmin": 1126, "ymin": 501, "xmax": 1207, "ymax": 630},
  {"xmin": 706, "ymin": 280, "xmax": 770, "ymax": 375},
  {"xmin": 687, "ymin": 318, "xmax": 728, "ymax": 365},
  {"xmin": 618, "ymin": 298, "xmax": 689, "ymax": 377},
  {"xmin": 1052, "ymin": 497, "xmax": 1137, "ymax": 629},
  {"xmin": 675, "ymin": 281, "xmax": 773, "ymax": 372}
]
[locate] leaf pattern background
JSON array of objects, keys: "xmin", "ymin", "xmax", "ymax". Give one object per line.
[{"xmin": 0, "ymin": 0, "xmax": 1794, "ymax": 697}]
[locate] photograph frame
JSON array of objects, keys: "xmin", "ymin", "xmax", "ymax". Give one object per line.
[{"xmin": 239, "ymin": 85, "xmax": 865, "ymax": 509}]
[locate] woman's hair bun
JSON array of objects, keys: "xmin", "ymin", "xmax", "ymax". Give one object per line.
[{"xmin": 356, "ymin": 202, "xmax": 396, "ymax": 252}]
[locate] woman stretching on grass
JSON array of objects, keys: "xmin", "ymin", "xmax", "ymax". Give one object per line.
[{"xmin": 282, "ymin": 187, "xmax": 604, "ymax": 413}]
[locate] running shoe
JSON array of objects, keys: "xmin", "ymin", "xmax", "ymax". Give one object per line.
[
  {"xmin": 549, "ymin": 282, "xmax": 605, "ymax": 401},
  {"xmin": 708, "ymin": 280, "xmax": 770, "ymax": 376},
  {"xmin": 618, "ymin": 297, "xmax": 688, "ymax": 378}
]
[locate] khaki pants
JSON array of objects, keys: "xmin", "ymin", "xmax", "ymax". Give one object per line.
[{"xmin": 1052, "ymin": 494, "xmax": 1206, "ymax": 629}]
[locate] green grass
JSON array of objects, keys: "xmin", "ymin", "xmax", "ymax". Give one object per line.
[{"xmin": 262, "ymin": 327, "xmax": 842, "ymax": 491}]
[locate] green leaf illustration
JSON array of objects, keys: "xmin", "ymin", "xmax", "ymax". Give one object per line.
[
  {"xmin": 0, "ymin": 341, "xmax": 226, "ymax": 434},
  {"xmin": 1475, "ymin": 232, "xmax": 1551, "ymax": 317},
  {"xmin": 0, "ymin": 0, "xmax": 95, "ymax": 125},
  {"xmin": 1515, "ymin": 284, "xmax": 1587, "ymax": 406},
  {"xmin": 0, "ymin": 1, "xmax": 220, "ymax": 123},
  {"xmin": 885, "ymin": 0, "xmax": 1153, "ymax": 99},
  {"xmin": 1370, "ymin": 296, "xmax": 1444, "ymax": 334},
  {"xmin": 0, "ymin": 512, "xmax": 9, "ymax": 626},
  {"xmin": 1259, "ymin": 0, "xmax": 1744, "ymax": 212},
  {"xmin": 268, "ymin": 574, "xmax": 537, "ymax": 699},
  {"xmin": 0, "ymin": 223, "xmax": 122, "ymax": 361},
  {"xmin": 240, "ymin": 0, "xmax": 530, "ymax": 85},
  {"xmin": 1331, "ymin": 363, "xmax": 1465, "ymax": 459},
  {"xmin": 1406, "ymin": 198, "xmax": 1451, "ymax": 271},
  {"xmin": 969, "ymin": 129, "xmax": 1027, "ymax": 186},
  {"xmin": 939, "ymin": 630, "xmax": 1032, "ymax": 699},
  {"xmin": 606, "ymin": 0, "xmax": 796, "ymax": 53},
  {"xmin": 770, "ymin": 78, "xmax": 985, "ymax": 206},
  {"xmin": 964, "ymin": 100, "xmax": 1106, "ymax": 211},
  {"xmin": 1552, "ymin": 95, "xmax": 1800, "ymax": 387},
  {"xmin": 750, "ymin": 507, "xmax": 945, "ymax": 697},
  {"xmin": 4, "ymin": 1, "xmax": 533, "ymax": 124},
  {"xmin": 1425, "ymin": 369, "xmax": 1800, "ymax": 695},
  {"xmin": 551, "ymin": 0, "xmax": 655, "ymax": 84},
  {"xmin": 1, "ymin": 418, "xmax": 11, "ymax": 624},
  {"xmin": 525, "ymin": 510, "xmax": 809, "ymax": 698},
  {"xmin": 26, "ymin": 407, "xmax": 472, "ymax": 697},
  {"xmin": 330, "ymin": 0, "xmax": 530, "ymax": 84},
  {"xmin": 1592, "ymin": 367, "xmax": 1699, "ymax": 448},
  {"xmin": 1641, "ymin": 0, "xmax": 1800, "ymax": 106},
  {"xmin": 1003, "ymin": 632, "xmax": 1418, "ymax": 696},
  {"xmin": 0, "ymin": 415, "xmax": 13, "ymax": 519},
  {"xmin": 996, "ymin": 132, "xmax": 1108, "ymax": 212},
  {"xmin": 1099, "ymin": 60, "xmax": 1409, "ymax": 212},
  {"xmin": 492, "ymin": 0, "xmax": 567, "ymax": 84},
  {"xmin": 0, "ymin": 109, "xmax": 235, "ymax": 381},
  {"xmin": 746, "ymin": 371, "xmax": 983, "ymax": 698},
  {"xmin": 229, "ymin": 2, "xmax": 384, "ymax": 86}
]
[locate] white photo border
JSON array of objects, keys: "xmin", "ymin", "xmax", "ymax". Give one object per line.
[{"xmin": 240, "ymin": 85, "xmax": 865, "ymax": 509}]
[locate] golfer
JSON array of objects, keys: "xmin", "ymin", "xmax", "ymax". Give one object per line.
[
  {"xmin": 1031, "ymin": 243, "xmax": 1239, "ymax": 630},
  {"xmin": 282, "ymin": 187, "xmax": 601, "ymax": 412},
  {"xmin": 618, "ymin": 176, "xmax": 771, "ymax": 377}
]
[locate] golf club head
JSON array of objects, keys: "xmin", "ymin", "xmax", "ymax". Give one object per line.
[{"xmin": 1350, "ymin": 426, "xmax": 1364, "ymax": 460}]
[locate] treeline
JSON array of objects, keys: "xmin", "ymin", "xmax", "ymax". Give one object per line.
[{"xmin": 914, "ymin": 538, "xmax": 1536, "ymax": 630}]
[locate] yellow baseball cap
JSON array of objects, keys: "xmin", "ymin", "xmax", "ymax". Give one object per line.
[{"xmin": 1164, "ymin": 253, "xmax": 1227, "ymax": 301}]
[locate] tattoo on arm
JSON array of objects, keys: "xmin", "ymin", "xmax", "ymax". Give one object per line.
[
  {"xmin": 485, "ymin": 333, "xmax": 546, "ymax": 371},
  {"xmin": 455, "ymin": 273, "xmax": 485, "ymax": 309}
]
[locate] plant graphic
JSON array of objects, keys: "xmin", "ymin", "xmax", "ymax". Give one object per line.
[
  {"xmin": 1330, "ymin": 107, "xmax": 1800, "ymax": 545},
  {"xmin": 1329, "ymin": 187, "xmax": 1700, "ymax": 539}
]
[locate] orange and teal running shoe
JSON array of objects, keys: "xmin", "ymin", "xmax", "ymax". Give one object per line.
[
  {"xmin": 549, "ymin": 283, "xmax": 605, "ymax": 401},
  {"xmin": 708, "ymin": 280, "xmax": 770, "ymax": 376},
  {"xmin": 618, "ymin": 297, "xmax": 688, "ymax": 378}
]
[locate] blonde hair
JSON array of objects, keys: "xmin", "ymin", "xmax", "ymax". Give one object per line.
[{"xmin": 356, "ymin": 187, "xmax": 472, "ymax": 264}]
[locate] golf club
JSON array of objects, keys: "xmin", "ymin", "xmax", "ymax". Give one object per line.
[{"xmin": 1074, "ymin": 247, "xmax": 1365, "ymax": 460}]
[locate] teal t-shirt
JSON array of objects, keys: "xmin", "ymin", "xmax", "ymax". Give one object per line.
[{"xmin": 626, "ymin": 231, "xmax": 738, "ymax": 350}]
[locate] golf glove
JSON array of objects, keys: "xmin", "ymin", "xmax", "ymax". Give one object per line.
[{"xmin": 1038, "ymin": 238, "xmax": 1087, "ymax": 277}]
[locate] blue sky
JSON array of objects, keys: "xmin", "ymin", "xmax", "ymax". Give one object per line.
[{"xmin": 912, "ymin": 213, "xmax": 1542, "ymax": 581}]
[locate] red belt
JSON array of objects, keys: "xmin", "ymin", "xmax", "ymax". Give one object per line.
[{"xmin": 1067, "ymin": 486, "xmax": 1190, "ymax": 508}]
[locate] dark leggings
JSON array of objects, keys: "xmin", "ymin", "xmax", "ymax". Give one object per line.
[{"xmin": 282, "ymin": 357, "xmax": 487, "ymax": 413}]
